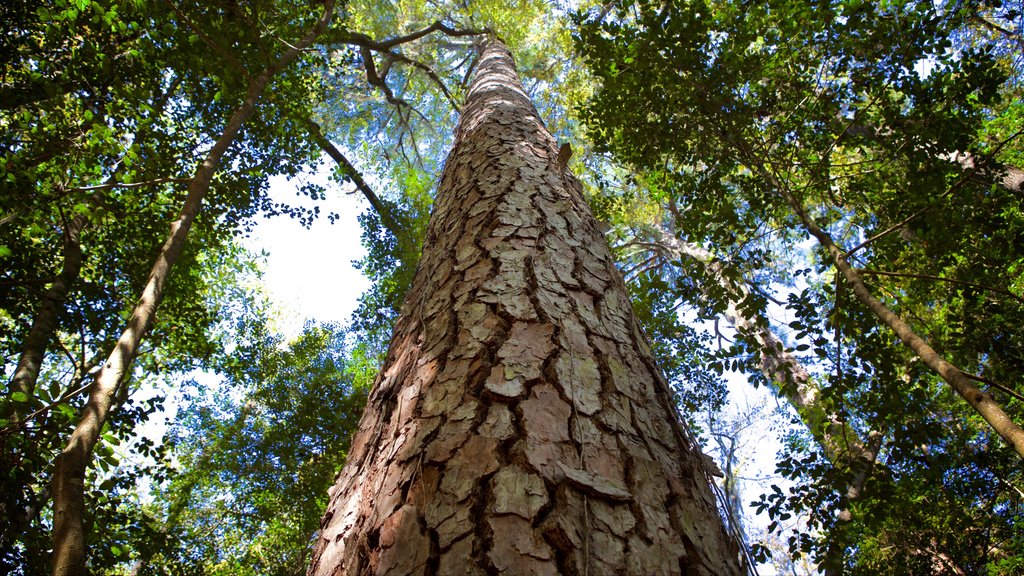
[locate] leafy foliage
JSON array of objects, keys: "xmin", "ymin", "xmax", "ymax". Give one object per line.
[
  {"xmin": 132, "ymin": 320, "xmax": 368, "ymax": 576},
  {"xmin": 576, "ymin": 0, "xmax": 1024, "ymax": 572},
  {"xmin": 1, "ymin": 0, "xmax": 337, "ymax": 569}
]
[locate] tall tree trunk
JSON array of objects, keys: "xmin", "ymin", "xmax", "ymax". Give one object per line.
[
  {"xmin": 651, "ymin": 230, "xmax": 881, "ymax": 574},
  {"xmin": 653, "ymin": 231, "xmax": 872, "ymax": 467},
  {"xmin": 49, "ymin": 5, "xmax": 336, "ymax": 575},
  {"xmin": 721, "ymin": 130, "xmax": 1024, "ymax": 458},
  {"xmin": 308, "ymin": 40, "xmax": 745, "ymax": 576},
  {"xmin": 769, "ymin": 178, "xmax": 1024, "ymax": 459},
  {"xmin": 7, "ymin": 74, "xmax": 182, "ymax": 403}
]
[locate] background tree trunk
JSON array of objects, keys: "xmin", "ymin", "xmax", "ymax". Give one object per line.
[
  {"xmin": 49, "ymin": 5, "xmax": 336, "ymax": 573},
  {"xmin": 7, "ymin": 212, "xmax": 85, "ymax": 399},
  {"xmin": 308, "ymin": 40, "xmax": 745, "ymax": 576}
]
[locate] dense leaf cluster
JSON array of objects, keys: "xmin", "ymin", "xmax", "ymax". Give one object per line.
[
  {"xmin": 2, "ymin": 0, "xmax": 336, "ymax": 571},
  {"xmin": 576, "ymin": 0, "xmax": 1024, "ymax": 573}
]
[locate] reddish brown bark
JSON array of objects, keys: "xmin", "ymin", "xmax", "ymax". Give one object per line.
[
  {"xmin": 308, "ymin": 40, "xmax": 745, "ymax": 575},
  {"xmin": 49, "ymin": 5, "xmax": 336, "ymax": 575}
]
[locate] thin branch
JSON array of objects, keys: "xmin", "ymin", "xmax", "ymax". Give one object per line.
[
  {"xmin": 971, "ymin": 14, "xmax": 1023, "ymax": 42},
  {"xmin": 962, "ymin": 373, "xmax": 1024, "ymax": 404},
  {"xmin": 846, "ymin": 127, "xmax": 1024, "ymax": 257},
  {"xmin": 53, "ymin": 333, "xmax": 82, "ymax": 380},
  {"xmin": 375, "ymin": 21, "xmax": 490, "ymax": 50},
  {"xmin": 383, "ymin": 48, "xmax": 460, "ymax": 111},
  {"xmin": 304, "ymin": 119, "xmax": 402, "ymax": 237},
  {"xmin": 844, "ymin": 170, "xmax": 976, "ymax": 257},
  {"xmin": 857, "ymin": 268, "xmax": 1024, "ymax": 305},
  {"xmin": 161, "ymin": 0, "xmax": 249, "ymax": 78},
  {"xmin": 745, "ymin": 280, "xmax": 787, "ymax": 306},
  {"xmin": 359, "ymin": 45, "xmax": 402, "ymax": 108},
  {"xmin": 0, "ymin": 376, "xmax": 95, "ymax": 437},
  {"xmin": 622, "ymin": 254, "xmax": 661, "ymax": 282},
  {"xmin": 332, "ymin": 21, "xmax": 490, "ymax": 52},
  {"xmin": 70, "ymin": 177, "xmax": 190, "ymax": 193}
]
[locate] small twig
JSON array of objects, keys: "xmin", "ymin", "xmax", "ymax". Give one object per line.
[{"xmin": 0, "ymin": 377, "xmax": 95, "ymax": 436}]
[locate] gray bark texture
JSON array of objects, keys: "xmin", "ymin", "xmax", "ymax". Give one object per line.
[
  {"xmin": 307, "ymin": 40, "xmax": 745, "ymax": 576},
  {"xmin": 655, "ymin": 232, "xmax": 879, "ymax": 470}
]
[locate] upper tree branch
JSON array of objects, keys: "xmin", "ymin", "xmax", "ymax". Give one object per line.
[
  {"xmin": 161, "ymin": 0, "xmax": 250, "ymax": 78},
  {"xmin": 856, "ymin": 268, "xmax": 1024, "ymax": 306},
  {"xmin": 334, "ymin": 21, "xmax": 490, "ymax": 51},
  {"xmin": 330, "ymin": 21, "xmax": 488, "ymax": 114},
  {"xmin": 303, "ymin": 120, "xmax": 401, "ymax": 237}
]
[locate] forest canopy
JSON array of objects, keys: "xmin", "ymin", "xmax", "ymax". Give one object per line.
[{"xmin": 1, "ymin": 0, "xmax": 1022, "ymax": 574}]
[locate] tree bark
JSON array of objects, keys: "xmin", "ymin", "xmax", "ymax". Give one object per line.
[
  {"xmin": 49, "ymin": 5, "xmax": 336, "ymax": 575},
  {"xmin": 651, "ymin": 230, "xmax": 883, "ymax": 574},
  {"xmin": 308, "ymin": 40, "xmax": 745, "ymax": 576},
  {"xmin": 7, "ymin": 74, "xmax": 183, "ymax": 403}
]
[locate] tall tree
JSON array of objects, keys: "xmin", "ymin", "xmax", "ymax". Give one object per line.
[
  {"xmin": 308, "ymin": 39, "xmax": 745, "ymax": 575},
  {"xmin": 48, "ymin": 2, "xmax": 338, "ymax": 574}
]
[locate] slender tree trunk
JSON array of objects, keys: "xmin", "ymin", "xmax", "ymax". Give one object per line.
[
  {"xmin": 7, "ymin": 214, "xmax": 86, "ymax": 399},
  {"xmin": 49, "ymin": 6, "xmax": 336, "ymax": 575},
  {"xmin": 653, "ymin": 230, "xmax": 883, "ymax": 575},
  {"xmin": 7, "ymin": 74, "xmax": 182, "ymax": 403},
  {"xmin": 653, "ymin": 232, "xmax": 872, "ymax": 466},
  {"xmin": 772, "ymin": 181, "xmax": 1024, "ymax": 459},
  {"xmin": 308, "ymin": 40, "xmax": 744, "ymax": 576},
  {"xmin": 723, "ymin": 131, "xmax": 1024, "ymax": 458}
]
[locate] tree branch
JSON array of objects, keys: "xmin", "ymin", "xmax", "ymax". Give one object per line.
[
  {"xmin": 857, "ymin": 268, "xmax": 1024, "ymax": 305},
  {"xmin": 303, "ymin": 119, "xmax": 401, "ymax": 237},
  {"xmin": 336, "ymin": 21, "xmax": 490, "ymax": 51},
  {"xmin": 845, "ymin": 127, "xmax": 1024, "ymax": 257},
  {"xmin": 70, "ymin": 177, "xmax": 191, "ymax": 192},
  {"xmin": 382, "ymin": 48, "xmax": 461, "ymax": 111},
  {"xmin": 160, "ymin": 0, "xmax": 250, "ymax": 78},
  {"xmin": 961, "ymin": 373, "xmax": 1024, "ymax": 404},
  {"xmin": 765, "ymin": 167, "xmax": 1024, "ymax": 459}
]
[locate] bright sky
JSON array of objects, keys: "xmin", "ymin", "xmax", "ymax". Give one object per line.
[
  {"xmin": 132, "ymin": 160, "xmax": 371, "ymax": 459},
  {"xmin": 245, "ymin": 163, "xmax": 372, "ymax": 337}
]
